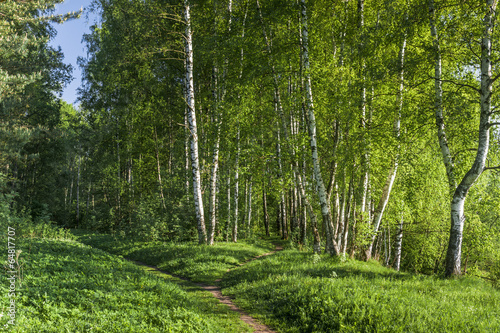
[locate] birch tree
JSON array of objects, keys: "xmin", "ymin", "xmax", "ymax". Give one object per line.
[
  {"xmin": 366, "ymin": 18, "xmax": 406, "ymax": 261},
  {"xmin": 301, "ymin": 0, "xmax": 340, "ymax": 256},
  {"xmin": 444, "ymin": 0, "xmax": 498, "ymax": 277},
  {"xmin": 184, "ymin": 0, "xmax": 207, "ymax": 244}
]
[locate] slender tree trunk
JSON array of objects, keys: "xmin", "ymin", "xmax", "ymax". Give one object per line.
[
  {"xmin": 301, "ymin": 0, "xmax": 339, "ymax": 256},
  {"xmin": 69, "ymin": 162, "xmax": 73, "ymax": 214},
  {"xmin": 297, "ymin": 171, "xmax": 321, "ymax": 254},
  {"xmin": 232, "ymin": 126, "xmax": 240, "ymax": 242},
  {"xmin": 445, "ymin": 0, "xmax": 496, "ymax": 276},
  {"xmin": 247, "ymin": 177, "xmax": 253, "ymax": 235},
  {"xmin": 242, "ymin": 178, "xmax": 248, "ymax": 231},
  {"xmin": 358, "ymin": 0, "xmax": 370, "ymax": 219},
  {"xmin": 86, "ymin": 181, "xmax": 91, "ymax": 216},
  {"xmin": 76, "ymin": 151, "xmax": 80, "ymax": 228},
  {"xmin": 226, "ymin": 168, "xmax": 231, "ymax": 242},
  {"xmin": 208, "ymin": 120, "xmax": 220, "ymax": 245},
  {"xmin": 185, "ymin": 112, "xmax": 190, "ymax": 199},
  {"xmin": 342, "ymin": 177, "xmax": 353, "ymax": 256},
  {"xmin": 154, "ymin": 127, "xmax": 166, "ymax": 210},
  {"xmin": 276, "ymin": 125, "xmax": 287, "ymax": 239},
  {"xmin": 262, "ymin": 178, "xmax": 270, "ymax": 236},
  {"xmin": 184, "ymin": 1, "xmax": 206, "ymax": 244},
  {"xmin": 428, "ymin": 0, "xmax": 456, "ymax": 193},
  {"xmin": 393, "ymin": 210, "xmax": 404, "ymax": 271},
  {"xmin": 116, "ymin": 123, "xmax": 121, "ymax": 223},
  {"xmin": 366, "ymin": 30, "xmax": 406, "ymax": 261},
  {"xmin": 208, "ymin": 71, "xmax": 221, "ymax": 246}
]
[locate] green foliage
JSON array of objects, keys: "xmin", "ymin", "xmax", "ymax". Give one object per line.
[{"xmin": 222, "ymin": 249, "xmax": 500, "ymax": 333}]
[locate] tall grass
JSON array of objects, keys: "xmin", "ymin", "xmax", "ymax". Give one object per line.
[
  {"xmin": 222, "ymin": 250, "xmax": 500, "ymax": 333},
  {"xmin": 74, "ymin": 231, "xmax": 275, "ymax": 284},
  {"xmin": 0, "ymin": 239, "xmax": 252, "ymax": 332}
]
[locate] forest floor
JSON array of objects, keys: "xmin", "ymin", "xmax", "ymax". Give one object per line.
[
  {"xmin": 72, "ymin": 232, "xmax": 500, "ymax": 332},
  {"xmin": 128, "ymin": 244, "xmax": 284, "ymax": 333}
]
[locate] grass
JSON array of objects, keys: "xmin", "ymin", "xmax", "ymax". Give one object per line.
[
  {"xmin": 11, "ymin": 228, "xmax": 496, "ymax": 332},
  {"xmin": 73, "ymin": 230, "xmax": 276, "ymax": 284},
  {"xmin": 0, "ymin": 238, "xmax": 253, "ymax": 332},
  {"xmin": 221, "ymin": 250, "xmax": 500, "ymax": 333}
]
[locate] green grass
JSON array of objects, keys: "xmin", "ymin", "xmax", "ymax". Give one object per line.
[
  {"xmin": 0, "ymin": 238, "xmax": 252, "ymax": 332},
  {"xmin": 221, "ymin": 250, "xmax": 500, "ymax": 333},
  {"xmin": 73, "ymin": 230, "xmax": 276, "ymax": 284}
]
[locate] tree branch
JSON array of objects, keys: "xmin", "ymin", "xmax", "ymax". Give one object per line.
[
  {"xmin": 428, "ymin": 75, "xmax": 480, "ymax": 93},
  {"xmin": 484, "ymin": 166, "xmax": 500, "ymax": 172}
]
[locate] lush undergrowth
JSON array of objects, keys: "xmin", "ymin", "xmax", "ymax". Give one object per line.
[
  {"xmin": 222, "ymin": 250, "xmax": 500, "ymax": 333},
  {"xmin": 0, "ymin": 238, "xmax": 252, "ymax": 332},
  {"xmin": 74, "ymin": 231, "xmax": 275, "ymax": 284}
]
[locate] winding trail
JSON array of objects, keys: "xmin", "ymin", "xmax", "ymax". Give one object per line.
[{"xmin": 130, "ymin": 245, "xmax": 283, "ymax": 333}]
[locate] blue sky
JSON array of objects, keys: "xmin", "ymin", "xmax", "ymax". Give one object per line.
[{"xmin": 49, "ymin": 0, "xmax": 99, "ymax": 105}]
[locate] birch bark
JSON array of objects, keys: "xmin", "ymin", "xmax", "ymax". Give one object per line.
[
  {"xmin": 184, "ymin": 0, "xmax": 206, "ymax": 244},
  {"xmin": 232, "ymin": 126, "xmax": 240, "ymax": 242},
  {"xmin": 393, "ymin": 210, "xmax": 404, "ymax": 271},
  {"xmin": 301, "ymin": 0, "xmax": 339, "ymax": 255},
  {"xmin": 428, "ymin": 0, "xmax": 456, "ymax": 192},
  {"xmin": 445, "ymin": 0, "xmax": 497, "ymax": 277},
  {"xmin": 366, "ymin": 31, "xmax": 406, "ymax": 260}
]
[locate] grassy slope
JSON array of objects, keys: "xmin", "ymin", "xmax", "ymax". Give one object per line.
[
  {"xmin": 221, "ymin": 250, "xmax": 500, "ymax": 333},
  {"xmin": 74, "ymin": 231, "xmax": 276, "ymax": 284},
  {"xmin": 1, "ymin": 238, "xmax": 252, "ymax": 332}
]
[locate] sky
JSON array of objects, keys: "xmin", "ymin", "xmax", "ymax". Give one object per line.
[{"xmin": 49, "ymin": 0, "xmax": 99, "ymax": 105}]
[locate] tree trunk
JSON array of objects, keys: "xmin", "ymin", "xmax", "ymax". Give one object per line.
[
  {"xmin": 208, "ymin": 70, "xmax": 221, "ymax": 246},
  {"xmin": 393, "ymin": 210, "xmax": 404, "ymax": 271},
  {"xmin": 428, "ymin": 0, "xmax": 456, "ymax": 193},
  {"xmin": 76, "ymin": 152, "xmax": 80, "ymax": 228},
  {"xmin": 366, "ymin": 30, "xmax": 406, "ymax": 261},
  {"xmin": 247, "ymin": 178, "xmax": 253, "ymax": 235},
  {"xmin": 262, "ymin": 178, "xmax": 270, "ymax": 236},
  {"xmin": 154, "ymin": 127, "xmax": 166, "ymax": 210},
  {"xmin": 226, "ymin": 168, "xmax": 231, "ymax": 242},
  {"xmin": 184, "ymin": 0, "xmax": 206, "ymax": 244},
  {"xmin": 342, "ymin": 177, "xmax": 353, "ymax": 256},
  {"xmin": 445, "ymin": 0, "xmax": 496, "ymax": 276},
  {"xmin": 301, "ymin": 0, "xmax": 339, "ymax": 256},
  {"xmin": 297, "ymin": 171, "xmax": 321, "ymax": 254},
  {"xmin": 232, "ymin": 126, "xmax": 240, "ymax": 242}
]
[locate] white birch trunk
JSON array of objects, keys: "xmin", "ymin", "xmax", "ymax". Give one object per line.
[
  {"xmin": 393, "ymin": 211, "xmax": 404, "ymax": 271},
  {"xmin": 262, "ymin": 178, "xmax": 270, "ymax": 236},
  {"xmin": 301, "ymin": 0, "xmax": 339, "ymax": 256},
  {"xmin": 208, "ymin": 118, "xmax": 220, "ymax": 245},
  {"xmin": 226, "ymin": 169, "xmax": 231, "ymax": 242},
  {"xmin": 258, "ymin": 0, "xmax": 319, "ymax": 249},
  {"xmin": 428, "ymin": 0, "xmax": 456, "ymax": 192},
  {"xmin": 445, "ymin": 0, "xmax": 496, "ymax": 276},
  {"xmin": 208, "ymin": 66, "xmax": 221, "ymax": 245},
  {"xmin": 366, "ymin": 32, "xmax": 406, "ymax": 260},
  {"xmin": 358, "ymin": 0, "xmax": 370, "ymax": 217},
  {"xmin": 76, "ymin": 152, "xmax": 80, "ymax": 228},
  {"xmin": 232, "ymin": 127, "xmax": 240, "ymax": 243},
  {"xmin": 342, "ymin": 177, "xmax": 353, "ymax": 256},
  {"xmin": 184, "ymin": 1, "xmax": 206, "ymax": 244},
  {"xmin": 247, "ymin": 178, "xmax": 253, "ymax": 234}
]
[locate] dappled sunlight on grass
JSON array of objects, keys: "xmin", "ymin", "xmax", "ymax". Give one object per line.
[
  {"xmin": 3, "ymin": 238, "xmax": 252, "ymax": 332},
  {"xmin": 222, "ymin": 249, "xmax": 500, "ymax": 333},
  {"xmin": 74, "ymin": 231, "xmax": 275, "ymax": 284}
]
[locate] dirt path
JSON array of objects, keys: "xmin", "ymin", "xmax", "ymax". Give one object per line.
[{"xmin": 130, "ymin": 245, "xmax": 283, "ymax": 333}]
